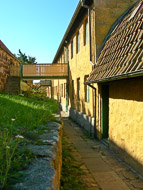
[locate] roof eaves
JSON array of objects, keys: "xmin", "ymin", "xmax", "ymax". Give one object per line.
[
  {"xmin": 52, "ymin": 1, "xmax": 81, "ymax": 63},
  {"xmin": 85, "ymin": 70, "xmax": 143, "ymax": 85}
]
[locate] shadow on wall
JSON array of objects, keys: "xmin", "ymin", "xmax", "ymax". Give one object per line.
[
  {"xmin": 110, "ymin": 77, "xmax": 143, "ymax": 101},
  {"xmin": 110, "ymin": 139, "xmax": 143, "ymax": 177},
  {"xmin": 108, "ymin": 77, "xmax": 143, "ymax": 177}
]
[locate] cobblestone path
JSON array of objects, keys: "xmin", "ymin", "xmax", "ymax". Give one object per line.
[{"xmin": 62, "ymin": 111, "xmax": 143, "ymax": 190}]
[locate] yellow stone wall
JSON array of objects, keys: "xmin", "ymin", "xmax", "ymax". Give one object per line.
[
  {"xmin": 93, "ymin": 0, "xmax": 139, "ymax": 138},
  {"xmin": 52, "ymin": 79, "xmax": 67, "ymax": 106},
  {"xmin": 53, "ymin": 14, "xmax": 95, "ymax": 117},
  {"xmin": 109, "ymin": 77, "xmax": 143, "ymax": 175},
  {"xmin": 68, "ymin": 22, "xmax": 94, "ymax": 116},
  {"xmin": 94, "ymin": 0, "xmax": 138, "ymax": 57}
]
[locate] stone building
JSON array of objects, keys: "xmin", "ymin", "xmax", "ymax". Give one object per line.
[
  {"xmin": 51, "ymin": 0, "xmax": 139, "ymax": 135},
  {"xmin": 49, "ymin": 0, "xmax": 143, "ymax": 175},
  {"xmin": 0, "ymin": 40, "xmax": 20, "ymax": 91},
  {"xmin": 86, "ymin": 0, "xmax": 143, "ymax": 175}
]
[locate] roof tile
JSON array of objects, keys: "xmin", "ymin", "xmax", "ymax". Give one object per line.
[{"xmin": 87, "ymin": 0, "xmax": 143, "ymax": 83}]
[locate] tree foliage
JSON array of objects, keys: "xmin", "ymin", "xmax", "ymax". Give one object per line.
[{"xmin": 17, "ymin": 49, "xmax": 37, "ymax": 64}]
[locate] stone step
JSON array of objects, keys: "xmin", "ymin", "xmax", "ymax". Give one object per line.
[{"xmin": 4, "ymin": 76, "xmax": 20, "ymax": 95}]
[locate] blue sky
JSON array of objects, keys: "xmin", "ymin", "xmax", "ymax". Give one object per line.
[{"xmin": 0, "ymin": 0, "xmax": 79, "ymax": 63}]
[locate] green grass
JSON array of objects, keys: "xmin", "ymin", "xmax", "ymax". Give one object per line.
[
  {"xmin": 0, "ymin": 94, "xmax": 58, "ymax": 133},
  {"xmin": 0, "ymin": 93, "xmax": 59, "ymax": 189}
]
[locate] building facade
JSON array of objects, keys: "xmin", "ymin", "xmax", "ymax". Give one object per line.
[
  {"xmin": 86, "ymin": 0, "xmax": 143, "ymax": 175},
  {"xmin": 51, "ymin": 0, "xmax": 139, "ymax": 137}
]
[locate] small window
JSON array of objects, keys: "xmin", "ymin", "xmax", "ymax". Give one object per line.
[
  {"xmin": 56, "ymin": 86, "xmax": 58, "ymax": 96},
  {"xmin": 84, "ymin": 19, "xmax": 89, "ymax": 45},
  {"xmin": 64, "ymin": 83, "xmax": 66, "ymax": 98},
  {"xmin": 65, "ymin": 48, "xmax": 69, "ymax": 63},
  {"xmin": 77, "ymin": 78, "xmax": 80, "ymax": 101},
  {"xmin": 61, "ymin": 84, "xmax": 63, "ymax": 97},
  {"xmin": 76, "ymin": 32, "xmax": 80, "ymax": 53},
  {"xmin": 72, "ymin": 80, "xmax": 74, "ymax": 99},
  {"xmin": 85, "ymin": 75, "xmax": 90, "ymax": 103},
  {"xmin": 71, "ymin": 40, "xmax": 73, "ymax": 59}
]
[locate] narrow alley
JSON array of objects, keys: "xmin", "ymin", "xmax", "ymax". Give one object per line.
[{"xmin": 61, "ymin": 111, "xmax": 143, "ymax": 190}]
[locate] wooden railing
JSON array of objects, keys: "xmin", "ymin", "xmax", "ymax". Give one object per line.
[
  {"xmin": 22, "ymin": 64, "xmax": 68, "ymax": 77},
  {"xmin": 9, "ymin": 63, "xmax": 68, "ymax": 78},
  {"xmin": 10, "ymin": 65, "xmax": 20, "ymax": 76}
]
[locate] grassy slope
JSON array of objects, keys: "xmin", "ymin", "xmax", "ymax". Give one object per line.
[
  {"xmin": 0, "ymin": 93, "xmax": 58, "ymax": 189},
  {"xmin": 0, "ymin": 94, "xmax": 58, "ymax": 134}
]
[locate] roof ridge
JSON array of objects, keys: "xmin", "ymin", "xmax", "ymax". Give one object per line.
[{"xmin": 0, "ymin": 40, "xmax": 13, "ymax": 55}]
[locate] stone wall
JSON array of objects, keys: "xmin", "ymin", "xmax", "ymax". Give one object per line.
[
  {"xmin": 109, "ymin": 77, "xmax": 143, "ymax": 176},
  {"xmin": 14, "ymin": 121, "xmax": 63, "ymax": 190},
  {"xmin": 69, "ymin": 107, "xmax": 95, "ymax": 137},
  {"xmin": 0, "ymin": 48, "xmax": 19, "ymax": 91}
]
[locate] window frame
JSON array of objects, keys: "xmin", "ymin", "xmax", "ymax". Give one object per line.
[
  {"xmin": 84, "ymin": 19, "xmax": 89, "ymax": 46},
  {"xmin": 76, "ymin": 31, "xmax": 80, "ymax": 54},
  {"xmin": 61, "ymin": 84, "xmax": 63, "ymax": 97},
  {"xmin": 71, "ymin": 40, "xmax": 73, "ymax": 59},
  {"xmin": 72, "ymin": 80, "xmax": 74, "ymax": 99},
  {"xmin": 84, "ymin": 75, "xmax": 90, "ymax": 103},
  {"xmin": 77, "ymin": 78, "xmax": 80, "ymax": 101},
  {"xmin": 64, "ymin": 83, "xmax": 66, "ymax": 98}
]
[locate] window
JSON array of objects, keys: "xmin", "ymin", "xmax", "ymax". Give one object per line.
[
  {"xmin": 71, "ymin": 40, "xmax": 73, "ymax": 59},
  {"xmin": 61, "ymin": 84, "xmax": 63, "ymax": 97},
  {"xmin": 84, "ymin": 19, "xmax": 89, "ymax": 45},
  {"xmin": 64, "ymin": 83, "xmax": 66, "ymax": 98},
  {"xmin": 72, "ymin": 80, "xmax": 74, "ymax": 99},
  {"xmin": 85, "ymin": 75, "xmax": 90, "ymax": 103},
  {"xmin": 76, "ymin": 32, "xmax": 80, "ymax": 53},
  {"xmin": 77, "ymin": 78, "xmax": 80, "ymax": 100},
  {"xmin": 65, "ymin": 47, "xmax": 69, "ymax": 63}
]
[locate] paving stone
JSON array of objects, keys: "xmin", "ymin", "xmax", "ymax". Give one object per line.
[
  {"xmin": 93, "ymin": 171, "xmax": 130, "ymax": 190},
  {"xmin": 62, "ymin": 112, "xmax": 143, "ymax": 190},
  {"xmin": 84, "ymin": 157, "xmax": 111, "ymax": 172}
]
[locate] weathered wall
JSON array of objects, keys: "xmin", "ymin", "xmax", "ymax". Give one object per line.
[
  {"xmin": 94, "ymin": 0, "xmax": 138, "ymax": 58},
  {"xmin": 68, "ymin": 15, "xmax": 94, "ymax": 117},
  {"xmin": 109, "ymin": 77, "xmax": 143, "ymax": 175},
  {"xmin": 52, "ymin": 13, "xmax": 96, "ymax": 135},
  {"xmin": 0, "ymin": 48, "xmax": 19, "ymax": 91}
]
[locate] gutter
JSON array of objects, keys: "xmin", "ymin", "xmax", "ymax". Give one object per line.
[{"xmin": 85, "ymin": 70, "xmax": 143, "ymax": 85}]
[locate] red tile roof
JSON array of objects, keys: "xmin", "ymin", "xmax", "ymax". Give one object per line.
[
  {"xmin": 0, "ymin": 40, "xmax": 13, "ymax": 55},
  {"xmin": 86, "ymin": 0, "xmax": 143, "ymax": 84}
]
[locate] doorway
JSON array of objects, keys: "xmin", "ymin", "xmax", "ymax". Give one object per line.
[{"xmin": 101, "ymin": 85, "xmax": 109, "ymax": 138}]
